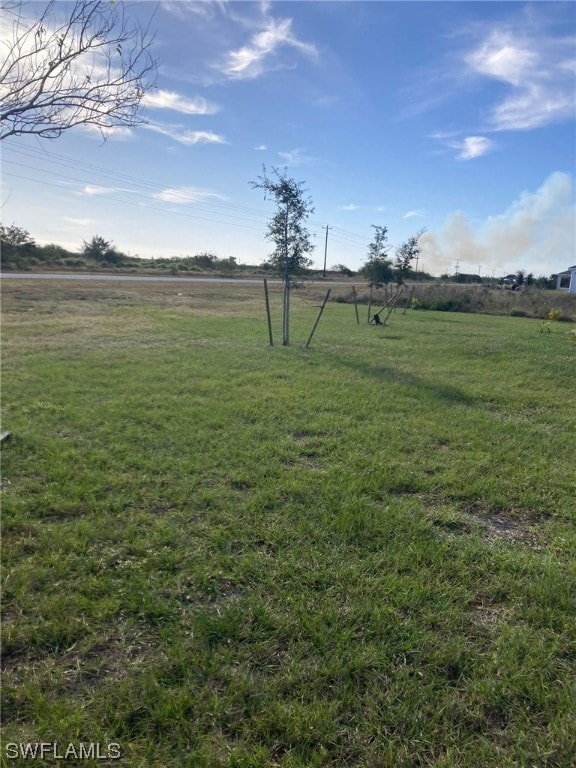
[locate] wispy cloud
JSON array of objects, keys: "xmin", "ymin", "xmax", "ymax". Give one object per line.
[
  {"xmin": 80, "ymin": 184, "xmax": 137, "ymax": 196},
  {"xmin": 161, "ymin": 1, "xmax": 228, "ymax": 21},
  {"xmin": 254, "ymin": 144, "xmax": 268, "ymax": 151},
  {"xmin": 218, "ymin": 14, "xmax": 317, "ymax": 80},
  {"xmin": 79, "ymin": 124, "xmax": 133, "ymax": 140},
  {"xmin": 62, "ymin": 216, "xmax": 97, "ymax": 227},
  {"xmin": 403, "ymin": 210, "xmax": 426, "ymax": 219},
  {"xmin": 81, "ymin": 185, "xmax": 117, "ymax": 196},
  {"xmin": 339, "ymin": 203, "xmax": 360, "ymax": 212},
  {"xmin": 466, "ymin": 27, "xmax": 576, "ymax": 131},
  {"xmin": 153, "ymin": 186, "xmax": 227, "ymax": 204},
  {"xmin": 142, "ymin": 90, "xmax": 219, "ymax": 115},
  {"xmin": 452, "ymin": 136, "xmax": 494, "ymax": 160},
  {"xmin": 431, "ymin": 133, "xmax": 494, "ymax": 160},
  {"xmin": 145, "ymin": 123, "xmax": 227, "ymax": 145},
  {"xmin": 278, "ymin": 148, "xmax": 312, "ymax": 165}
]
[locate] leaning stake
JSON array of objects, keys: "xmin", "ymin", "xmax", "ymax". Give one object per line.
[
  {"xmin": 305, "ymin": 289, "xmax": 331, "ymax": 348},
  {"xmin": 382, "ymin": 286, "xmax": 404, "ymax": 325},
  {"xmin": 352, "ymin": 285, "xmax": 360, "ymax": 324}
]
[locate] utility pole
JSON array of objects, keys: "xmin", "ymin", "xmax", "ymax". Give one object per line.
[{"xmin": 322, "ymin": 225, "xmax": 332, "ymax": 278}]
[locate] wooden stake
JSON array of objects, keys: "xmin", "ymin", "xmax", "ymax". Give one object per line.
[
  {"xmin": 305, "ymin": 289, "xmax": 331, "ymax": 348},
  {"xmin": 351, "ymin": 285, "xmax": 360, "ymax": 324},
  {"xmin": 283, "ymin": 280, "xmax": 290, "ymax": 346},
  {"xmin": 369, "ymin": 291, "xmax": 398, "ymax": 323},
  {"xmin": 382, "ymin": 286, "xmax": 404, "ymax": 325},
  {"xmin": 367, "ymin": 283, "xmax": 373, "ymax": 324},
  {"xmin": 263, "ymin": 279, "xmax": 273, "ymax": 346},
  {"xmin": 403, "ymin": 285, "xmax": 415, "ymax": 315}
]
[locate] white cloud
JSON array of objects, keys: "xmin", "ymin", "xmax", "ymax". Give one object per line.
[
  {"xmin": 76, "ymin": 124, "xmax": 133, "ymax": 141},
  {"xmin": 62, "ymin": 216, "xmax": 97, "ymax": 227},
  {"xmin": 162, "ymin": 1, "xmax": 228, "ymax": 20},
  {"xmin": 145, "ymin": 123, "xmax": 227, "ymax": 145},
  {"xmin": 466, "ymin": 28, "xmax": 576, "ymax": 131},
  {"xmin": 403, "ymin": 210, "xmax": 425, "ymax": 219},
  {"xmin": 80, "ymin": 184, "xmax": 137, "ymax": 196},
  {"xmin": 490, "ymin": 86, "xmax": 575, "ymax": 132},
  {"xmin": 82, "ymin": 185, "xmax": 116, "ymax": 196},
  {"xmin": 254, "ymin": 144, "xmax": 268, "ymax": 151},
  {"xmin": 467, "ymin": 33, "xmax": 537, "ymax": 87},
  {"xmin": 153, "ymin": 186, "xmax": 227, "ymax": 204},
  {"xmin": 142, "ymin": 90, "xmax": 220, "ymax": 115},
  {"xmin": 278, "ymin": 148, "xmax": 311, "ymax": 165},
  {"xmin": 219, "ymin": 15, "xmax": 317, "ymax": 80},
  {"xmin": 421, "ymin": 172, "xmax": 576, "ymax": 276},
  {"xmin": 339, "ymin": 204, "xmax": 360, "ymax": 211},
  {"xmin": 453, "ymin": 136, "xmax": 494, "ymax": 160}
]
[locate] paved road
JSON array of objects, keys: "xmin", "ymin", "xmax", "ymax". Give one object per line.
[{"xmin": 1, "ymin": 272, "xmax": 353, "ymax": 286}]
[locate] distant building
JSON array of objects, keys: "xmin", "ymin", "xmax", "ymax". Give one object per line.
[{"xmin": 557, "ymin": 266, "xmax": 576, "ymax": 294}]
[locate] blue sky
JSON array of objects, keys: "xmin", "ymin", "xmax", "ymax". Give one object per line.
[{"xmin": 2, "ymin": 0, "xmax": 575, "ymax": 277}]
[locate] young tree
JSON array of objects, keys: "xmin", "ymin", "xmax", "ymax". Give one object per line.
[
  {"xmin": 358, "ymin": 225, "xmax": 394, "ymax": 322},
  {"xmin": 0, "ymin": 0, "xmax": 157, "ymax": 140},
  {"xmin": 394, "ymin": 229, "xmax": 425, "ymax": 284},
  {"xmin": 359, "ymin": 225, "xmax": 393, "ymax": 286},
  {"xmin": 250, "ymin": 166, "xmax": 315, "ymax": 345}
]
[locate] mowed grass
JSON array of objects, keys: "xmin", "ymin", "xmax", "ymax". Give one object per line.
[{"xmin": 1, "ymin": 279, "xmax": 575, "ymax": 768}]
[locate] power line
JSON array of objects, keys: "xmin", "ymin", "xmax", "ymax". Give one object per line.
[
  {"xmin": 5, "ymin": 141, "xmax": 376, "ymax": 244},
  {"xmin": 3, "ymin": 141, "xmax": 374, "ymax": 262},
  {"xmin": 2, "ymin": 171, "xmax": 264, "ymax": 232},
  {"xmin": 3, "ymin": 140, "xmax": 274, "ymax": 221},
  {"xmin": 2, "ymin": 158, "xmax": 271, "ymax": 229}
]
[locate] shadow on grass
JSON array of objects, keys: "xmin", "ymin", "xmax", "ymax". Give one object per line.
[{"xmin": 316, "ymin": 349, "xmax": 476, "ymax": 406}]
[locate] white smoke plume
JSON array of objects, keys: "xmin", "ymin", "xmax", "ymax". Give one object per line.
[{"xmin": 421, "ymin": 172, "xmax": 575, "ymax": 277}]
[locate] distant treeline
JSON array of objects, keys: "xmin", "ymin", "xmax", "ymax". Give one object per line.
[
  {"xmin": 0, "ymin": 225, "xmax": 265, "ymax": 275},
  {"xmin": 0, "ymin": 223, "xmax": 561, "ymax": 289}
]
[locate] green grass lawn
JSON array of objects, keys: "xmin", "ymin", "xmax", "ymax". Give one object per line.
[{"xmin": 2, "ymin": 279, "xmax": 575, "ymax": 767}]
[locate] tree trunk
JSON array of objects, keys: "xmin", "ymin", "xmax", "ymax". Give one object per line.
[{"xmin": 282, "ymin": 278, "xmax": 290, "ymax": 345}]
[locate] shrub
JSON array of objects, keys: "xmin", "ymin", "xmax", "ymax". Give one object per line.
[{"xmin": 547, "ymin": 309, "xmax": 562, "ymax": 321}]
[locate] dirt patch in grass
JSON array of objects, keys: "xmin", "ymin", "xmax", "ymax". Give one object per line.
[
  {"xmin": 428, "ymin": 497, "xmax": 547, "ymax": 549},
  {"xmin": 462, "ymin": 501, "xmax": 546, "ymax": 547},
  {"xmin": 472, "ymin": 602, "xmax": 510, "ymax": 628},
  {"xmin": 2, "ymin": 624, "xmax": 158, "ymax": 700}
]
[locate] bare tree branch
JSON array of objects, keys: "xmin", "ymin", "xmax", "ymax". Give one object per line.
[{"xmin": 0, "ymin": 0, "xmax": 157, "ymax": 140}]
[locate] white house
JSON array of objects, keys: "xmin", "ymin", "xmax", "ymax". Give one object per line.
[{"xmin": 557, "ymin": 266, "xmax": 576, "ymax": 294}]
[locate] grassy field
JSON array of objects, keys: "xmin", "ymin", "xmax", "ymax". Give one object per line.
[{"xmin": 2, "ymin": 279, "xmax": 575, "ymax": 768}]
